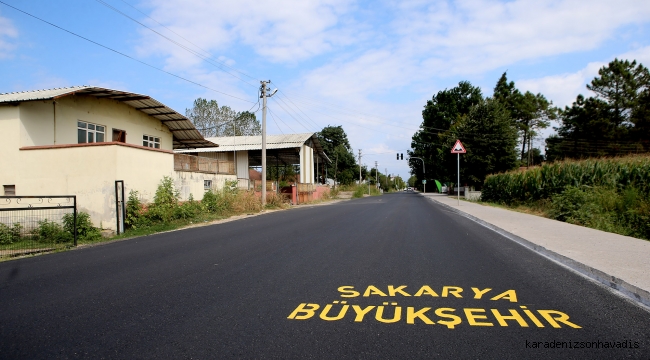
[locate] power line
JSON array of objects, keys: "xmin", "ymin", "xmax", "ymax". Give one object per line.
[
  {"xmin": 269, "ymin": 97, "xmax": 314, "ymax": 133},
  {"xmin": 268, "ymin": 108, "xmax": 285, "ymax": 135},
  {"xmin": 0, "ymin": 1, "xmax": 256, "ymax": 104},
  {"xmin": 117, "ymin": 0, "xmax": 256, "ymax": 84},
  {"xmin": 268, "ymin": 108, "xmax": 296, "ymax": 133},
  {"xmin": 94, "ymin": 0, "xmax": 258, "ymax": 88}
]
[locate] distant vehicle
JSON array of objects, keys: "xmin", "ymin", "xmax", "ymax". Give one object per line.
[
  {"xmin": 406, "ymin": 187, "xmax": 413, "ymax": 191},
  {"xmin": 441, "ymin": 186, "xmax": 448, "ymax": 193}
]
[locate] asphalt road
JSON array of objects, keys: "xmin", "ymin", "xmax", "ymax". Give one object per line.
[{"xmin": 1, "ymin": 192, "xmax": 649, "ymax": 359}]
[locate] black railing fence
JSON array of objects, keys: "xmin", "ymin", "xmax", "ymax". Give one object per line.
[{"xmin": 0, "ymin": 196, "xmax": 76, "ymax": 259}]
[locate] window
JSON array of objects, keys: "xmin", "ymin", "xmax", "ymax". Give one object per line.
[
  {"xmin": 3, "ymin": 185, "xmax": 15, "ymax": 196},
  {"xmin": 77, "ymin": 121, "xmax": 105, "ymax": 143},
  {"xmin": 113, "ymin": 129, "xmax": 126, "ymax": 143},
  {"xmin": 143, "ymin": 135, "xmax": 160, "ymax": 149},
  {"xmin": 204, "ymin": 180, "xmax": 212, "ymax": 190}
]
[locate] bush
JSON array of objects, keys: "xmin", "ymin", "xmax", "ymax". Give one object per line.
[
  {"xmin": 352, "ymin": 186, "xmax": 366, "ymax": 198},
  {"xmin": 125, "ymin": 190, "xmax": 148, "ymax": 229},
  {"xmin": 36, "ymin": 219, "xmax": 73, "ymax": 244},
  {"xmin": 0, "ymin": 223, "xmax": 22, "ymax": 245},
  {"xmin": 547, "ymin": 186, "xmax": 649, "ymax": 239},
  {"xmin": 265, "ymin": 192, "xmax": 289, "ymax": 209},
  {"xmin": 62, "ymin": 212, "xmax": 102, "ymax": 242},
  {"xmin": 148, "ymin": 176, "xmax": 180, "ymax": 222},
  {"xmin": 175, "ymin": 193, "xmax": 202, "ymax": 219}
]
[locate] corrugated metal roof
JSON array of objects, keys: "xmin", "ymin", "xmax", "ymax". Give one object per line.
[
  {"xmin": 0, "ymin": 86, "xmax": 217, "ymax": 149},
  {"xmin": 175, "ymin": 133, "xmax": 331, "ymax": 162}
]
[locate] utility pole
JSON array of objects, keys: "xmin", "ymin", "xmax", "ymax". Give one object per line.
[
  {"xmin": 358, "ymin": 149, "xmax": 362, "ymax": 185},
  {"xmin": 261, "ymin": 81, "xmax": 268, "ymax": 206},
  {"xmin": 375, "ymin": 161, "xmax": 378, "ymax": 188},
  {"xmin": 385, "ymin": 168, "xmax": 388, "ymax": 190},
  {"xmin": 260, "ymin": 80, "xmax": 277, "ymax": 207}
]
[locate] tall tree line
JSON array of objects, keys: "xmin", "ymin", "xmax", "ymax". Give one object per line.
[
  {"xmin": 409, "ymin": 75, "xmax": 552, "ymax": 189},
  {"xmin": 546, "ymin": 59, "xmax": 650, "ymax": 160}
]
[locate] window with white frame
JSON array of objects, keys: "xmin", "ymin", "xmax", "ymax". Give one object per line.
[
  {"xmin": 143, "ymin": 135, "xmax": 160, "ymax": 149},
  {"xmin": 77, "ymin": 121, "xmax": 105, "ymax": 143},
  {"xmin": 204, "ymin": 180, "xmax": 212, "ymax": 190}
]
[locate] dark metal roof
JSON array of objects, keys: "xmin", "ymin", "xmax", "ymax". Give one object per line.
[{"xmin": 0, "ymin": 86, "xmax": 217, "ymax": 149}]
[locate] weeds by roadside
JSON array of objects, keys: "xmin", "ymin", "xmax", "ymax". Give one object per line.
[
  {"xmin": 119, "ymin": 177, "xmax": 289, "ymax": 240},
  {"xmin": 478, "ymin": 155, "xmax": 650, "ymax": 240}
]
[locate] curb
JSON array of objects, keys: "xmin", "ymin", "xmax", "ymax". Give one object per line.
[{"xmin": 422, "ymin": 194, "xmax": 650, "ymax": 311}]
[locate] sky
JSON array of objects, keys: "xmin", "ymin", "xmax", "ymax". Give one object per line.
[{"xmin": 1, "ymin": 0, "xmax": 650, "ymax": 180}]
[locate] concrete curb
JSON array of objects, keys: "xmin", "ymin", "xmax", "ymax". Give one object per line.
[{"xmin": 423, "ymin": 194, "xmax": 650, "ymax": 310}]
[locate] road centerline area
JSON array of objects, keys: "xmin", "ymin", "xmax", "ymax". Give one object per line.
[{"xmin": 1, "ymin": 193, "xmax": 649, "ymax": 359}]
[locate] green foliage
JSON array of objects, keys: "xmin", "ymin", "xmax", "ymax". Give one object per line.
[
  {"xmin": 148, "ymin": 176, "xmax": 180, "ymax": 222},
  {"xmin": 547, "ymin": 186, "xmax": 650, "ymax": 239},
  {"xmin": 125, "ymin": 190, "xmax": 147, "ymax": 229},
  {"xmin": 0, "ymin": 223, "xmax": 22, "ymax": 245},
  {"xmin": 318, "ymin": 126, "xmax": 357, "ymax": 186},
  {"xmin": 62, "ymin": 212, "xmax": 102, "ymax": 242},
  {"xmin": 482, "ymin": 155, "xmax": 650, "ymax": 204},
  {"xmin": 481, "ymin": 155, "xmax": 650, "ymax": 240},
  {"xmin": 36, "ymin": 219, "xmax": 73, "ymax": 244},
  {"xmin": 446, "ymin": 98, "xmax": 519, "ymax": 186},
  {"xmin": 547, "ymin": 58, "xmax": 650, "ymax": 160},
  {"xmin": 410, "ymin": 81, "xmax": 487, "ymax": 186}
]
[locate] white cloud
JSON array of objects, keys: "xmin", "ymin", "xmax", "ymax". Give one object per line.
[
  {"xmin": 137, "ymin": 0, "xmax": 358, "ymax": 66},
  {"xmin": 390, "ymin": 0, "xmax": 650, "ymax": 76},
  {"xmin": 0, "ymin": 13, "xmax": 18, "ymax": 59}
]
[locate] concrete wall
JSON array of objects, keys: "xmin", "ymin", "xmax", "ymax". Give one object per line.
[
  {"xmin": 174, "ymin": 171, "xmax": 236, "ymax": 201},
  {"xmin": 0, "ymin": 97, "xmax": 232, "ymax": 230},
  {"xmin": 0, "ymin": 105, "xmax": 20, "ymax": 191},
  {"xmin": 299, "ymin": 144, "xmax": 314, "ymax": 184},
  {"xmin": 12, "ymin": 144, "xmax": 235, "ymax": 230},
  {"xmin": 18, "ymin": 96, "xmax": 173, "ymax": 149},
  {"xmin": 13, "ymin": 144, "xmax": 170, "ymax": 230}
]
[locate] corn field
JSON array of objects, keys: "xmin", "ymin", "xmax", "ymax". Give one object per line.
[{"xmin": 481, "ymin": 155, "xmax": 650, "ymax": 204}]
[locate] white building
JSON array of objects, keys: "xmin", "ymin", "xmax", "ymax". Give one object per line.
[{"xmin": 0, "ymin": 86, "xmax": 235, "ymax": 231}]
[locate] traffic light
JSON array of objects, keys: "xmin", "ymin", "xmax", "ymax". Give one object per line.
[
  {"xmin": 397, "ymin": 153, "xmax": 399, "ymax": 160},
  {"xmin": 400, "ymin": 153, "xmax": 403, "ymax": 160}
]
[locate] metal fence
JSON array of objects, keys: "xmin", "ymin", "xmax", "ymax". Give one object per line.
[
  {"xmin": 174, "ymin": 154, "xmax": 235, "ymax": 174},
  {"xmin": 0, "ymin": 196, "xmax": 76, "ymax": 259}
]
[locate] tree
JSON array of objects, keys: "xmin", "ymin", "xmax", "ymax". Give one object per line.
[
  {"xmin": 410, "ymin": 81, "xmax": 483, "ymax": 186},
  {"xmin": 587, "ymin": 58, "xmax": 650, "ymax": 129},
  {"xmin": 317, "ymin": 125, "xmax": 357, "ymax": 185},
  {"xmin": 186, "ymin": 98, "xmax": 261, "ymax": 137},
  {"xmin": 493, "ymin": 72, "xmax": 556, "ymax": 163},
  {"xmin": 444, "ymin": 98, "xmax": 518, "ymax": 186},
  {"xmin": 545, "ymin": 59, "xmax": 650, "ymax": 160}
]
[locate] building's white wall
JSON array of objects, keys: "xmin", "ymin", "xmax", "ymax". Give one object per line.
[
  {"xmin": 174, "ymin": 172, "xmax": 237, "ymax": 201},
  {"xmin": 19, "ymin": 96, "xmax": 173, "ymax": 150},
  {"xmin": 15, "ymin": 145, "xmax": 172, "ymax": 230},
  {"xmin": 0, "ymin": 106, "xmax": 21, "ymax": 192}
]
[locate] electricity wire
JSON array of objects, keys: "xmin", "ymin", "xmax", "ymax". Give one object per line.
[
  {"xmin": 0, "ymin": 1, "xmax": 255, "ymax": 104},
  {"xmin": 94, "ymin": 0, "xmax": 258, "ymax": 88}
]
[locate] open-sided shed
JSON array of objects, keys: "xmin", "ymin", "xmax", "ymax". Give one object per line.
[{"xmin": 175, "ymin": 133, "xmax": 330, "ymax": 185}]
